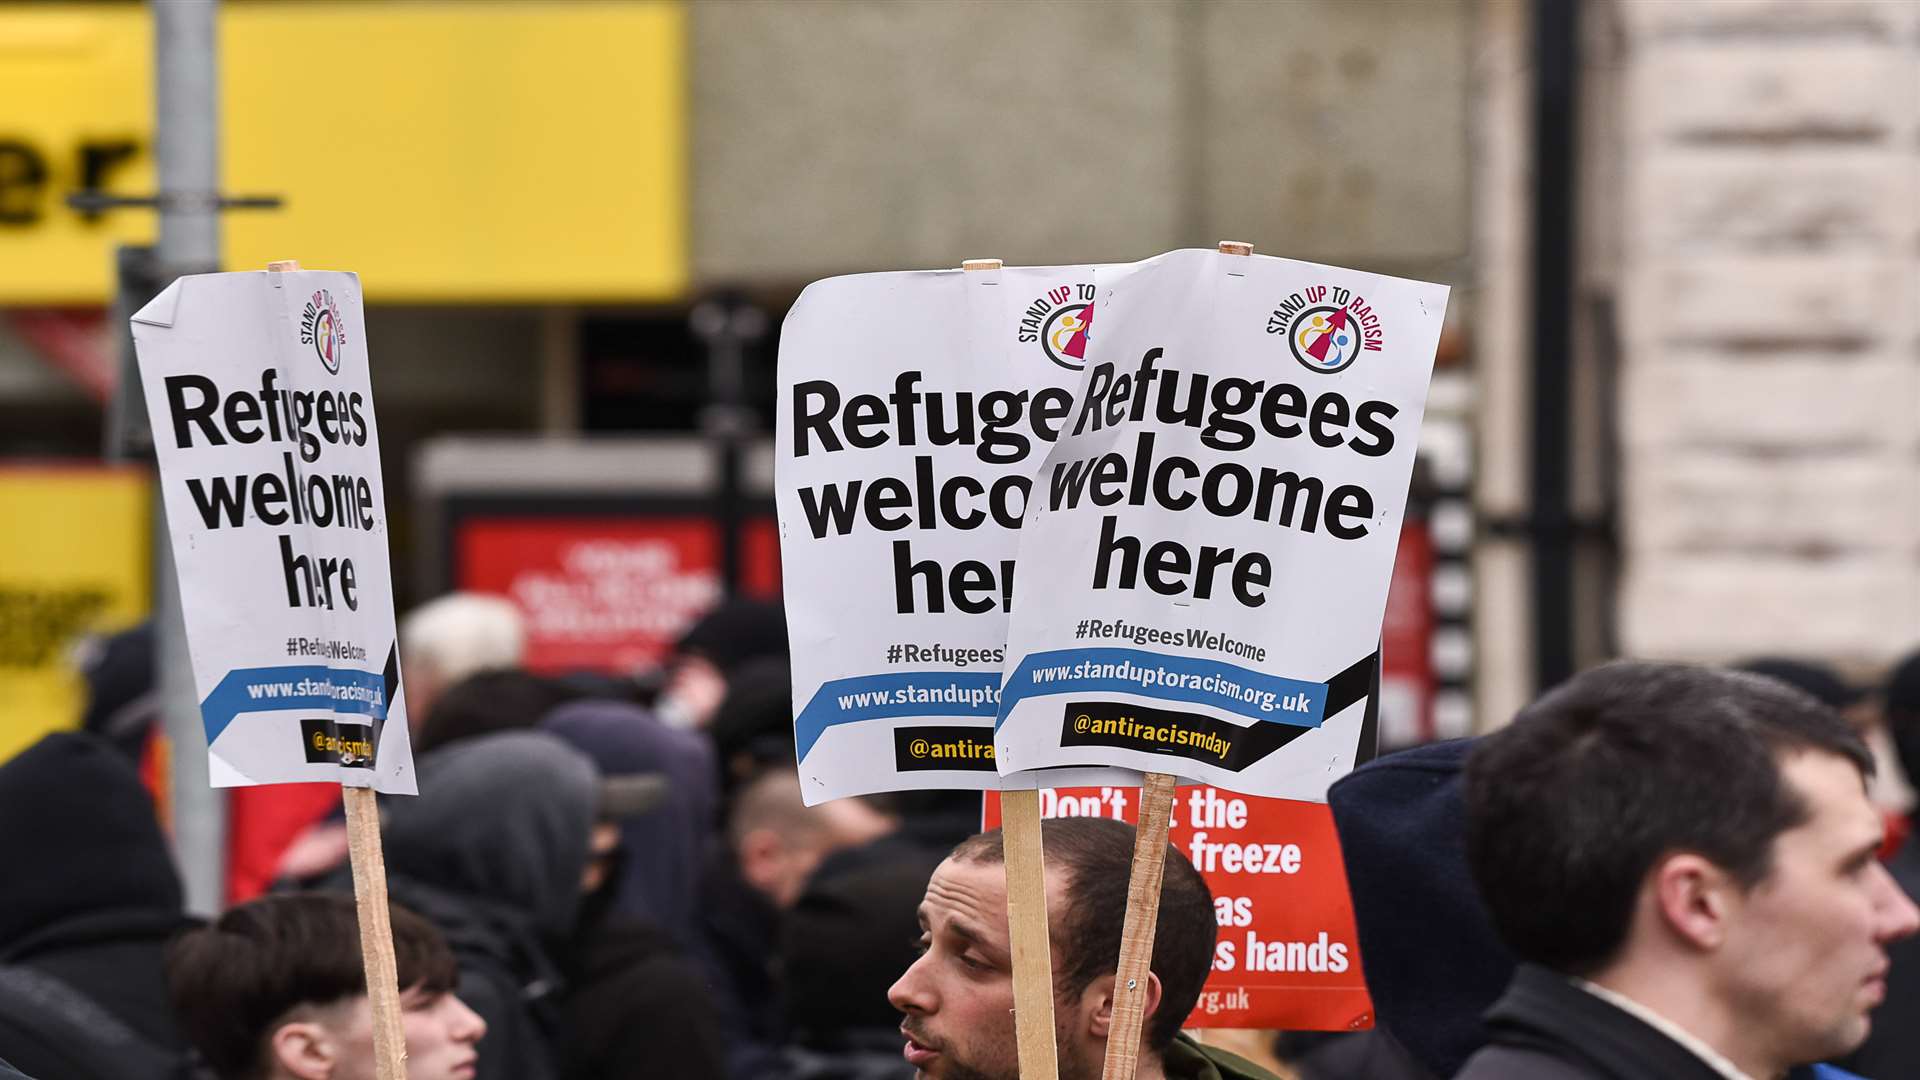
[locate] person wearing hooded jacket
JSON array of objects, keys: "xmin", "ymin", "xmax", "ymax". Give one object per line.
[
  {"xmin": 378, "ymin": 729, "xmax": 725, "ymax": 1080},
  {"xmin": 0, "ymin": 732, "xmax": 197, "ymax": 1079}
]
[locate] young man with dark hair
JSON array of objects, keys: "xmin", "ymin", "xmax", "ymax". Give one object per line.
[
  {"xmin": 888, "ymin": 816, "xmax": 1277, "ymax": 1080},
  {"xmin": 1459, "ymin": 661, "xmax": 1919, "ymax": 1080},
  {"xmin": 166, "ymin": 893, "xmax": 484, "ymax": 1080}
]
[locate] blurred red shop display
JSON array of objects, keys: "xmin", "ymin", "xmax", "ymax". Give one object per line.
[{"xmin": 416, "ymin": 436, "xmax": 780, "ymax": 676}]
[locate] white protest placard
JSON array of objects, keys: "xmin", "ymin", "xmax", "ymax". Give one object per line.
[
  {"xmin": 778, "ymin": 264, "xmax": 1133, "ymax": 803},
  {"xmin": 994, "ymin": 248, "xmax": 1447, "ymax": 800},
  {"xmin": 133, "ymin": 269, "xmax": 415, "ymax": 793}
]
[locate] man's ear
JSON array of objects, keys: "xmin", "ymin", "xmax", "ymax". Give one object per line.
[
  {"xmin": 737, "ymin": 826, "xmax": 787, "ymax": 895},
  {"xmin": 268, "ymin": 1019, "xmax": 337, "ymax": 1080},
  {"xmin": 1650, "ymin": 851, "xmax": 1738, "ymax": 952},
  {"xmin": 1081, "ymin": 972, "xmax": 1164, "ymax": 1043}
]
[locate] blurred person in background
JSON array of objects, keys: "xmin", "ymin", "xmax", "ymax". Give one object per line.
[
  {"xmin": 657, "ymin": 598, "xmax": 788, "ymax": 731},
  {"xmin": 273, "ymin": 595, "xmax": 534, "ymax": 888},
  {"xmin": 278, "ymin": 666, "xmax": 573, "ymax": 889},
  {"xmin": 412, "ymin": 668, "xmax": 574, "ymax": 756},
  {"xmin": 398, "ymin": 593, "xmax": 527, "ymax": 735},
  {"xmin": 165, "ymin": 893, "xmax": 483, "ymax": 1080},
  {"xmin": 702, "ymin": 764, "xmax": 897, "ymax": 1079},
  {"xmin": 1840, "ymin": 648, "xmax": 1920, "ymax": 1076},
  {"xmin": 1458, "ymin": 663, "xmax": 1911, "ymax": 1080},
  {"xmin": 541, "ymin": 697, "xmax": 718, "ymax": 938},
  {"xmin": 73, "ymin": 621, "xmax": 160, "ymax": 762},
  {"xmin": 379, "ymin": 730, "xmax": 724, "ymax": 1080},
  {"xmin": 887, "ymin": 817, "xmax": 1277, "ymax": 1080},
  {"xmin": 0, "ymin": 732, "xmax": 196, "ymax": 1079},
  {"xmin": 709, "ymin": 654, "xmax": 798, "ymax": 795},
  {"xmin": 779, "ymin": 848, "xmax": 941, "ymax": 1080},
  {"xmin": 1310, "ymin": 737, "xmax": 1510, "ymax": 1080}
]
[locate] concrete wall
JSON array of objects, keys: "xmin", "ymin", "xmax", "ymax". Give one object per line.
[
  {"xmin": 690, "ymin": 0, "xmax": 1471, "ymax": 284},
  {"xmin": 1612, "ymin": 0, "xmax": 1920, "ymax": 665}
]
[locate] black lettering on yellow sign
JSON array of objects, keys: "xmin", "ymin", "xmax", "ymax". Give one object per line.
[
  {"xmin": 0, "ymin": 137, "xmax": 145, "ymax": 227},
  {"xmin": 0, "ymin": 587, "xmax": 110, "ymax": 668}
]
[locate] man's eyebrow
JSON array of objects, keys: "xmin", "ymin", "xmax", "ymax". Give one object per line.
[
  {"xmin": 945, "ymin": 918, "xmax": 985, "ymax": 946},
  {"xmin": 1848, "ymin": 831, "xmax": 1886, "ymax": 864}
]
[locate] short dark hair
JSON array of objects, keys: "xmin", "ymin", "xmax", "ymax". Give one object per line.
[
  {"xmin": 951, "ymin": 816, "xmax": 1215, "ymax": 1052},
  {"xmin": 165, "ymin": 893, "xmax": 458, "ymax": 1080},
  {"xmin": 416, "ymin": 668, "xmax": 570, "ymax": 753},
  {"xmin": 1464, "ymin": 661, "xmax": 1872, "ymax": 976}
]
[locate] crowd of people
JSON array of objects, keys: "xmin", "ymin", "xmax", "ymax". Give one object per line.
[{"xmin": 7, "ymin": 591, "xmax": 1920, "ymax": 1080}]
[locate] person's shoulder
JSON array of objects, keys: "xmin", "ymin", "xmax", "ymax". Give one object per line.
[
  {"xmin": 1454, "ymin": 1042, "xmax": 1604, "ymax": 1080},
  {"xmin": 1163, "ymin": 1033, "xmax": 1286, "ymax": 1080}
]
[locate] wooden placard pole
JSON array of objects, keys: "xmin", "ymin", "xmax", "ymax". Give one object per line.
[
  {"xmin": 267, "ymin": 258, "xmax": 407, "ymax": 1080},
  {"xmin": 1099, "ymin": 240, "xmax": 1254, "ymax": 1080},
  {"xmin": 344, "ymin": 786, "xmax": 408, "ymax": 1079},
  {"xmin": 1100, "ymin": 770, "xmax": 1177, "ymax": 1080},
  {"xmin": 963, "ymin": 256, "xmax": 1062, "ymax": 1080}
]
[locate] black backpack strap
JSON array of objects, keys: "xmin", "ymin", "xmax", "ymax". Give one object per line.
[{"xmin": 0, "ymin": 964, "xmax": 186, "ymax": 1079}]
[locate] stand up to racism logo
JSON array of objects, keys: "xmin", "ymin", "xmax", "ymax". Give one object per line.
[
  {"xmin": 1266, "ymin": 284, "xmax": 1384, "ymax": 376},
  {"xmin": 1018, "ymin": 282, "xmax": 1096, "ymax": 371},
  {"xmin": 299, "ymin": 289, "xmax": 348, "ymax": 375}
]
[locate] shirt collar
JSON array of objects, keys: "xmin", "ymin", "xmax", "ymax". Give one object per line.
[{"xmin": 1572, "ymin": 978, "xmax": 1758, "ymax": 1080}]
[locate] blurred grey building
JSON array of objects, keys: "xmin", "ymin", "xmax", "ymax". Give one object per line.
[{"xmin": 9, "ymin": 0, "xmax": 1903, "ymax": 734}]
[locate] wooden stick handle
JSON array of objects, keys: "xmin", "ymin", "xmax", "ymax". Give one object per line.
[
  {"xmin": 961, "ymin": 252, "xmax": 1058, "ymax": 1077},
  {"xmin": 1101, "ymin": 771, "xmax": 1178, "ymax": 1080},
  {"xmin": 344, "ymin": 786, "xmax": 408, "ymax": 1080},
  {"xmin": 1002, "ymin": 787, "xmax": 1061, "ymax": 1080}
]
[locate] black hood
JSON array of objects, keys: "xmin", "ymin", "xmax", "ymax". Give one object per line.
[
  {"xmin": 0, "ymin": 732, "xmax": 183, "ymax": 954},
  {"xmin": 1326, "ymin": 738, "xmax": 1514, "ymax": 1079},
  {"xmin": 383, "ymin": 730, "xmax": 597, "ymax": 939}
]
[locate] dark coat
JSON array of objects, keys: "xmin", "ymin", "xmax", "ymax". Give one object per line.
[
  {"xmin": 0, "ymin": 734, "xmax": 195, "ymax": 1078},
  {"xmin": 558, "ymin": 917, "xmax": 727, "ymax": 1080},
  {"xmin": 385, "ymin": 731, "xmax": 729, "ymax": 1080},
  {"xmin": 697, "ymin": 850, "xmax": 787, "ymax": 1080},
  {"xmin": 1163, "ymin": 1034, "xmax": 1287, "ymax": 1080},
  {"xmin": 1455, "ymin": 964, "xmax": 1826, "ymax": 1080}
]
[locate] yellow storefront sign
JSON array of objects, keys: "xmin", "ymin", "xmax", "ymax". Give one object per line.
[
  {"xmin": 0, "ymin": 467, "xmax": 150, "ymax": 762},
  {"xmin": 0, "ymin": 2, "xmax": 685, "ymax": 304}
]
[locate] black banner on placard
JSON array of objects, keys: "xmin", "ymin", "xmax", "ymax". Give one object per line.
[
  {"xmin": 892, "ymin": 725, "xmax": 997, "ymax": 772},
  {"xmin": 301, "ymin": 717, "xmax": 377, "ymax": 769}
]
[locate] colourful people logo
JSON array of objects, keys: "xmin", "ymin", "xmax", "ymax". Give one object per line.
[
  {"xmin": 1288, "ymin": 305, "xmax": 1359, "ymax": 374},
  {"xmin": 299, "ymin": 289, "xmax": 347, "ymax": 375},
  {"xmin": 1044, "ymin": 301, "xmax": 1095, "ymax": 371}
]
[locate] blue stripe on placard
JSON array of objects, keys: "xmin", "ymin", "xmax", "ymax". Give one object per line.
[
  {"xmin": 994, "ymin": 648, "xmax": 1328, "ymax": 730},
  {"xmin": 199, "ymin": 665, "xmax": 388, "ymax": 745},
  {"xmin": 794, "ymin": 670, "xmax": 1001, "ymax": 764}
]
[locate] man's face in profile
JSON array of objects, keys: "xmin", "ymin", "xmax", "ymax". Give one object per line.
[
  {"xmin": 1718, "ymin": 751, "xmax": 1920, "ymax": 1066},
  {"xmin": 323, "ymin": 985, "xmax": 486, "ymax": 1080},
  {"xmin": 886, "ymin": 856, "xmax": 1100, "ymax": 1080}
]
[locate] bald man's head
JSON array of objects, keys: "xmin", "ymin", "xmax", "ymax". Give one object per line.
[{"xmin": 729, "ymin": 767, "xmax": 897, "ymax": 908}]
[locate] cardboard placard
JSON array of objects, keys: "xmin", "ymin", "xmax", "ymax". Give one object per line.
[
  {"xmin": 776, "ymin": 265, "xmax": 1130, "ymax": 802},
  {"xmin": 994, "ymin": 250, "xmax": 1446, "ymax": 799},
  {"xmin": 985, "ymin": 785, "xmax": 1374, "ymax": 1031},
  {"xmin": 132, "ymin": 270, "xmax": 414, "ymax": 792}
]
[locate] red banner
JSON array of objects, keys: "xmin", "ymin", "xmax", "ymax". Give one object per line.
[
  {"xmin": 455, "ymin": 515, "xmax": 779, "ymax": 674},
  {"xmin": 984, "ymin": 785, "xmax": 1374, "ymax": 1031}
]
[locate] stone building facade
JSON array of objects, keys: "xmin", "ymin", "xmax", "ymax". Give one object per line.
[{"xmin": 1608, "ymin": 0, "xmax": 1920, "ymax": 669}]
